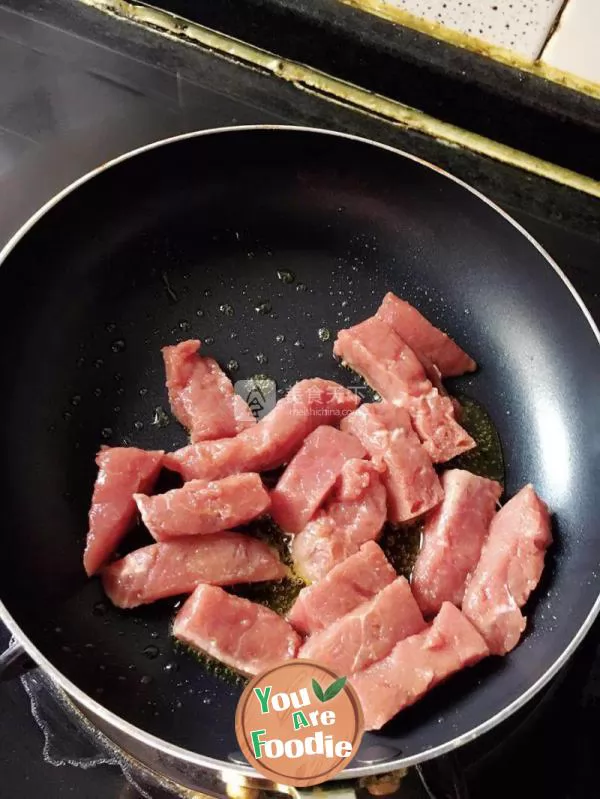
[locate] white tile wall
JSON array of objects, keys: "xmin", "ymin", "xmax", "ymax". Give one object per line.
[
  {"xmin": 379, "ymin": 0, "xmax": 565, "ymax": 60},
  {"xmin": 542, "ymin": 0, "xmax": 600, "ymax": 84}
]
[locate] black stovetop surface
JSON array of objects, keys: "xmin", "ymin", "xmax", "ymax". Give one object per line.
[{"xmin": 0, "ymin": 2, "xmax": 599, "ymax": 798}]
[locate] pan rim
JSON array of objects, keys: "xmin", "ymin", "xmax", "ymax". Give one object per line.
[{"xmin": 0, "ymin": 123, "xmax": 599, "ymax": 781}]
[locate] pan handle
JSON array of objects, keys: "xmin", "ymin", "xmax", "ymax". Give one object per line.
[
  {"xmin": 0, "ymin": 641, "xmax": 36, "ymax": 682},
  {"xmin": 224, "ymin": 769, "xmax": 407, "ymax": 799},
  {"xmin": 278, "ymin": 770, "xmax": 407, "ymax": 799}
]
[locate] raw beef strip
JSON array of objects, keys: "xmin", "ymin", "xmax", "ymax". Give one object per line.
[
  {"xmin": 299, "ymin": 577, "xmax": 426, "ymax": 675},
  {"xmin": 350, "ymin": 602, "xmax": 489, "ymax": 730},
  {"xmin": 270, "ymin": 426, "xmax": 366, "ymax": 533},
  {"xmin": 102, "ymin": 531, "xmax": 287, "ymax": 608},
  {"xmin": 341, "ymin": 403, "xmax": 443, "ymax": 523},
  {"xmin": 134, "ymin": 473, "xmax": 269, "ymax": 541},
  {"xmin": 463, "ymin": 485, "xmax": 551, "ymax": 655},
  {"xmin": 376, "ymin": 293, "xmax": 476, "ymax": 377},
  {"xmin": 292, "ymin": 460, "xmax": 387, "ymax": 582},
  {"xmin": 164, "ymin": 378, "xmax": 360, "ymax": 481},
  {"xmin": 84, "ymin": 447, "xmax": 163, "ymax": 576},
  {"xmin": 288, "ymin": 540, "xmax": 395, "ymax": 635},
  {"xmin": 333, "ymin": 316, "xmax": 474, "ymax": 462},
  {"xmin": 162, "ymin": 340, "xmax": 255, "ymax": 442},
  {"xmin": 412, "ymin": 469, "xmax": 502, "ymax": 616},
  {"xmin": 173, "ymin": 584, "xmax": 300, "ymax": 676}
]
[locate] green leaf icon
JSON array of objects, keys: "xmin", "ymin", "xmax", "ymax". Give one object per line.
[
  {"xmin": 312, "ymin": 678, "xmax": 325, "ymax": 702},
  {"xmin": 323, "ymin": 676, "xmax": 347, "ymax": 701},
  {"xmin": 312, "ymin": 676, "xmax": 347, "ymax": 702}
]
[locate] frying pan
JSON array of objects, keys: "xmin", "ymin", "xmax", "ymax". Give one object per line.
[{"xmin": 0, "ymin": 127, "xmax": 599, "ymax": 788}]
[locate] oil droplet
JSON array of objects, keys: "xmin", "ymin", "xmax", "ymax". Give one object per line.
[
  {"xmin": 196, "ymin": 309, "xmax": 205, "ymax": 317},
  {"xmin": 275, "ymin": 334, "xmax": 285, "ymax": 344},
  {"xmin": 93, "ymin": 388, "xmax": 102, "ymax": 397},
  {"xmin": 114, "ymin": 373, "xmax": 123, "ymax": 382},
  {"xmin": 296, "ymin": 283, "xmax": 307, "ymax": 292},
  {"xmin": 93, "ymin": 602, "xmax": 108, "ymax": 616},
  {"xmin": 277, "ymin": 269, "xmax": 295, "ymax": 284},
  {"xmin": 150, "ymin": 630, "xmax": 159, "ymax": 640},
  {"xmin": 139, "ymin": 387, "xmax": 148, "ymax": 396},
  {"xmin": 48, "ymin": 424, "xmax": 56, "ymax": 432},
  {"xmin": 71, "ymin": 395, "xmax": 81, "ymax": 406},
  {"xmin": 179, "ymin": 320, "xmax": 191, "ymax": 331},
  {"xmin": 203, "ymin": 288, "xmax": 212, "ymax": 297},
  {"xmin": 94, "ymin": 358, "xmax": 104, "ymax": 369},
  {"xmin": 116, "ymin": 387, "xmax": 125, "ymax": 397},
  {"xmin": 111, "ymin": 339, "xmax": 126, "ymax": 353},
  {"xmin": 140, "ymin": 675, "xmax": 153, "ymax": 685},
  {"xmin": 63, "ymin": 410, "xmax": 72, "ymax": 421},
  {"xmin": 255, "ymin": 301, "xmax": 272, "ymax": 315},
  {"xmin": 227, "ymin": 359, "xmax": 239, "ymax": 372},
  {"xmin": 122, "ymin": 436, "xmax": 131, "ymax": 445},
  {"xmin": 76, "ymin": 357, "xmax": 86, "ymax": 368},
  {"xmin": 293, "ymin": 340, "xmax": 304, "ymax": 348},
  {"xmin": 318, "ymin": 327, "xmax": 331, "ymax": 342},
  {"xmin": 101, "ymin": 427, "xmax": 113, "ymax": 440},
  {"xmin": 230, "ymin": 331, "xmax": 239, "ymax": 340},
  {"xmin": 143, "ymin": 645, "xmax": 160, "ymax": 660},
  {"xmin": 164, "ymin": 662, "xmax": 179, "ymax": 673},
  {"xmin": 204, "ymin": 336, "xmax": 215, "ymax": 345},
  {"xmin": 256, "ymin": 353, "xmax": 268, "ymax": 365},
  {"xmin": 133, "ymin": 420, "xmax": 144, "ymax": 431},
  {"xmin": 219, "ymin": 303, "xmax": 235, "ymax": 317},
  {"xmin": 152, "ymin": 406, "xmax": 170, "ymax": 428},
  {"xmin": 105, "ymin": 322, "xmax": 117, "ymax": 333}
]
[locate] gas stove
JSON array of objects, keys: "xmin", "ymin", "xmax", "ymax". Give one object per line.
[{"xmin": 0, "ymin": 2, "xmax": 599, "ymax": 798}]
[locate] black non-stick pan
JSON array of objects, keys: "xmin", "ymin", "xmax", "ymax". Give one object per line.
[{"xmin": 0, "ymin": 127, "xmax": 599, "ymax": 778}]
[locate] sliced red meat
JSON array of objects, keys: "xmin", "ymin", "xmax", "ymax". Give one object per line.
[
  {"xmin": 299, "ymin": 577, "xmax": 426, "ymax": 675},
  {"xmin": 164, "ymin": 378, "xmax": 360, "ymax": 481},
  {"xmin": 462, "ymin": 484, "xmax": 551, "ymax": 655},
  {"xmin": 173, "ymin": 584, "xmax": 300, "ymax": 676},
  {"xmin": 376, "ymin": 293, "xmax": 477, "ymax": 377},
  {"xmin": 412, "ymin": 469, "xmax": 502, "ymax": 616},
  {"xmin": 102, "ymin": 531, "xmax": 287, "ymax": 609},
  {"xmin": 134, "ymin": 473, "xmax": 269, "ymax": 541},
  {"xmin": 270, "ymin": 427, "xmax": 365, "ymax": 533},
  {"xmin": 162, "ymin": 339, "xmax": 255, "ymax": 442},
  {"xmin": 333, "ymin": 316, "xmax": 474, "ymax": 462},
  {"xmin": 341, "ymin": 403, "xmax": 443, "ymax": 523},
  {"xmin": 287, "ymin": 540, "xmax": 395, "ymax": 635},
  {"xmin": 83, "ymin": 447, "xmax": 163, "ymax": 576},
  {"xmin": 292, "ymin": 459, "xmax": 387, "ymax": 582},
  {"xmin": 350, "ymin": 602, "xmax": 489, "ymax": 730}
]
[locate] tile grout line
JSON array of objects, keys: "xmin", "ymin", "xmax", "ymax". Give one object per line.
[{"xmin": 536, "ymin": 0, "xmax": 571, "ymax": 59}]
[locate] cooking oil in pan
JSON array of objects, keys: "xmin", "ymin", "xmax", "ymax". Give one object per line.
[{"xmin": 452, "ymin": 396, "xmax": 505, "ymax": 484}]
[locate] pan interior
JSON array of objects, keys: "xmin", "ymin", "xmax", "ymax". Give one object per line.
[{"xmin": 0, "ymin": 129, "xmax": 598, "ymax": 764}]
